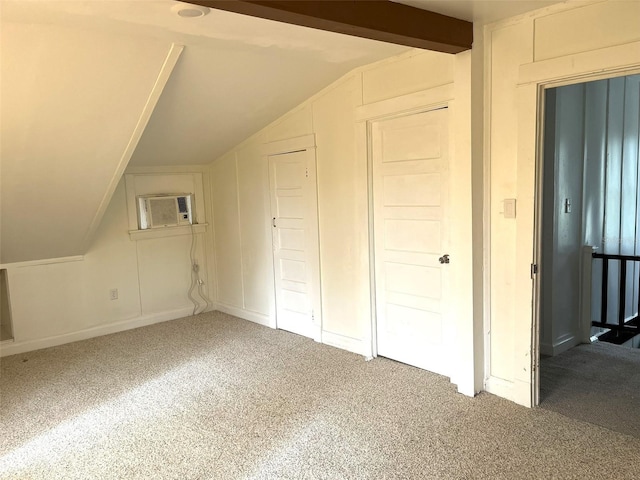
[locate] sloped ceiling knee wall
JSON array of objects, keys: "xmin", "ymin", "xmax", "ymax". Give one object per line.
[{"xmin": 1, "ymin": 22, "xmax": 178, "ymax": 264}]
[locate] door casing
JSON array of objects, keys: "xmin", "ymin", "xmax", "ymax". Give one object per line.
[
  {"xmin": 518, "ymin": 49, "xmax": 640, "ymax": 407},
  {"xmin": 263, "ymin": 134, "xmax": 322, "ymax": 342},
  {"xmin": 356, "ymin": 86, "xmax": 453, "ymax": 361},
  {"xmin": 369, "ymin": 107, "xmax": 451, "ymax": 376}
]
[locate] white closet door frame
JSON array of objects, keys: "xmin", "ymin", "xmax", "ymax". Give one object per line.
[
  {"xmin": 262, "ymin": 134, "xmax": 322, "ymax": 342},
  {"xmin": 356, "ymin": 84, "xmax": 454, "ymax": 360},
  {"xmin": 519, "ymin": 45, "xmax": 640, "ymax": 407},
  {"xmin": 371, "ymin": 108, "xmax": 451, "ymax": 376}
]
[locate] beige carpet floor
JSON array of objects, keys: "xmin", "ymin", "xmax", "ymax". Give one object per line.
[
  {"xmin": 540, "ymin": 341, "xmax": 640, "ymax": 438},
  {"xmin": 1, "ymin": 311, "xmax": 640, "ymax": 479}
]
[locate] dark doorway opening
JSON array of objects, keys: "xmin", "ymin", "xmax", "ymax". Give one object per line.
[{"xmin": 538, "ymin": 74, "xmax": 640, "ymax": 438}]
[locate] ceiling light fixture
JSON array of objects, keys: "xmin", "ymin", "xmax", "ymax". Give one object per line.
[{"xmin": 171, "ymin": 2, "xmax": 210, "ymax": 18}]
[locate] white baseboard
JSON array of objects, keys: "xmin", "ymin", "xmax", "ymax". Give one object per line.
[
  {"xmin": 455, "ymin": 376, "xmax": 478, "ymax": 398},
  {"xmin": 484, "ymin": 375, "xmax": 511, "ymax": 396},
  {"xmin": 541, "ymin": 334, "xmax": 579, "ymax": 357},
  {"xmin": 485, "ymin": 376, "xmax": 532, "ymax": 408},
  {"xmin": 215, "ymin": 303, "xmax": 274, "ymax": 328},
  {"xmin": 0, "ymin": 306, "xmax": 195, "ymax": 357},
  {"xmin": 321, "ymin": 330, "xmax": 366, "ymax": 356},
  {"xmin": 552, "ymin": 334, "xmax": 578, "ymax": 356},
  {"xmin": 540, "ymin": 342, "xmax": 554, "ymax": 357}
]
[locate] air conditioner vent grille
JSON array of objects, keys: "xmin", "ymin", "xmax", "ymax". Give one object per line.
[
  {"xmin": 137, "ymin": 193, "xmax": 194, "ymax": 229},
  {"xmin": 149, "ymin": 198, "xmax": 179, "ymax": 227}
]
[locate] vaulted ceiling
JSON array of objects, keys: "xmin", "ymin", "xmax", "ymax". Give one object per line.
[
  {"xmin": 2, "ymin": 0, "xmax": 562, "ymax": 167},
  {"xmin": 1, "ymin": 0, "xmax": 561, "ymax": 263}
]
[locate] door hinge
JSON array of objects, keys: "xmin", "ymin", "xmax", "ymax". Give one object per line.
[
  {"xmin": 531, "ymin": 263, "xmax": 538, "ymax": 278},
  {"xmin": 305, "ymin": 167, "xmax": 309, "ymax": 178}
]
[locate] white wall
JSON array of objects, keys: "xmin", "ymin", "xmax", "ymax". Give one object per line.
[
  {"xmin": 208, "ymin": 48, "xmax": 479, "ymax": 395},
  {"xmin": 313, "ymin": 74, "xmax": 369, "ymax": 343},
  {"xmin": 0, "ymin": 170, "xmax": 213, "ymax": 357},
  {"xmin": 541, "ymin": 84, "xmax": 585, "ymax": 356},
  {"xmin": 485, "ymin": 0, "xmax": 640, "ymax": 406},
  {"xmin": 0, "ymin": 20, "xmax": 178, "ymax": 264},
  {"xmin": 7, "ymin": 0, "xmax": 636, "ymax": 409},
  {"xmin": 211, "ymin": 150, "xmax": 266, "ymax": 320}
]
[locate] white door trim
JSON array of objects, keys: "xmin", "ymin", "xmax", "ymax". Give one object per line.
[
  {"xmin": 356, "ymin": 87, "xmax": 454, "ymax": 361},
  {"xmin": 263, "ymin": 134, "xmax": 322, "ymax": 342},
  {"xmin": 262, "ymin": 134, "xmax": 316, "ymax": 156},
  {"xmin": 514, "ymin": 42, "xmax": 640, "ymax": 408},
  {"xmin": 369, "ymin": 108, "xmax": 451, "ymax": 376},
  {"xmin": 356, "ymin": 84, "xmax": 454, "ymax": 123}
]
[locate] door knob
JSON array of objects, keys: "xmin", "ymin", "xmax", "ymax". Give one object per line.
[{"xmin": 439, "ymin": 254, "xmax": 450, "ymax": 264}]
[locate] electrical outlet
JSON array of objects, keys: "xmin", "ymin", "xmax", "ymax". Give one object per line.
[{"xmin": 109, "ymin": 288, "xmax": 118, "ymax": 301}]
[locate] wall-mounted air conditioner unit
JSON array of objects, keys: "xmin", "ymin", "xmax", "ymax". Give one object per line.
[{"xmin": 137, "ymin": 193, "xmax": 194, "ymax": 229}]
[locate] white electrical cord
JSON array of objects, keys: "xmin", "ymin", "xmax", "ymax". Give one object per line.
[
  {"xmin": 197, "ymin": 276, "xmax": 213, "ymax": 313},
  {"xmin": 188, "ymin": 223, "xmax": 201, "ymax": 316},
  {"xmin": 188, "ymin": 222, "xmax": 213, "ymax": 315}
]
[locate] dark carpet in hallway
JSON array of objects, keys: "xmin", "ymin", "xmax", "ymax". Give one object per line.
[{"xmin": 540, "ymin": 341, "xmax": 640, "ymax": 438}]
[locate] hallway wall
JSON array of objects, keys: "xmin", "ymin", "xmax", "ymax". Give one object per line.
[
  {"xmin": 541, "ymin": 84, "xmax": 585, "ymax": 355},
  {"xmin": 542, "ymin": 75, "xmax": 640, "ymax": 356},
  {"xmin": 541, "ymin": 75, "xmax": 640, "ymax": 355},
  {"xmin": 587, "ymin": 75, "xmax": 640, "ymax": 323}
]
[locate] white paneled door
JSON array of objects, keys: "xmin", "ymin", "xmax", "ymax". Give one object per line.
[
  {"xmin": 372, "ymin": 108, "xmax": 450, "ymax": 377},
  {"xmin": 269, "ymin": 148, "xmax": 321, "ymax": 340}
]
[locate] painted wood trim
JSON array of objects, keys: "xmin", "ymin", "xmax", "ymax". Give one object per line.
[
  {"xmin": 485, "ymin": 376, "xmax": 531, "ymax": 407},
  {"xmin": 0, "ymin": 255, "xmax": 84, "ymax": 270},
  {"xmin": 514, "ymin": 82, "xmax": 538, "ymax": 404},
  {"xmin": 265, "ymin": 144, "xmax": 323, "ymax": 340},
  {"xmin": 540, "ymin": 334, "xmax": 579, "ymax": 357},
  {"xmin": 321, "ymin": 330, "xmax": 366, "ymax": 356},
  {"xmin": 512, "ymin": 38, "xmax": 640, "ymax": 409},
  {"xmin": 305, "ymin": 148, "xmax": 323, "ymax": 343},
  {"xmin": 234, "ymin": 153, "xmax": 246, "ymax": 309},
  {"xmin": 484, "ymin": 376, "xmax": 515, "ymax": 402},
  {"xmin": 124, "ymin": 173, "xmax": 139, "ymax": 232},
  {"xmin": 580, "ymin": 246, "xmax": 595, "ymax": 344},
  {"xmin": 357, "ymin": 88, "xmax": 456, "ymax": 372},
  {"xmin": 360, "ymin": 120, "xmax": 377, "ymax": 361},
  {"xmin": 128, "ymin": 223, "xmax": 208, "ymax": 241},
  {"xmin": 81, "ymin": 43, "xmax": 184, "ymax": 252},
  {"xmin": 202, "ymin": 168, "xmax": 218, "ymax": 307},
  {"xmin": 261, "ymin": 134, "xmax": 316, "ymax": 155},
  {"xmin": 518, "ymin": 41, "xmax": 640, "ymax": 86},
  {"xmin": 215, "ymin": 303, "xmax": 274, "ymax": 328},
  {"xmin": 189, "ymin": 0, "xmax": 472, "ymax": 54},
  {"xmin": 356, "ymin": 83, "xmax": 454, "ymax": 122},
  {"xmin": 482, "ymin": 22, "xmax": 495, "ymax": 393},
  {"xmin": 125, "ymin": 165, "xmax": 210, "ymax": 174},
  {"xmin": 0, "ymin": 306, "xmax": 194, "ymax": 357}
]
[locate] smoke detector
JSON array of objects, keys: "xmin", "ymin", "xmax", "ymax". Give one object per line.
[{"xmin": 171, "ymin": 2, "xmax": 210, "ymax": 18}]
